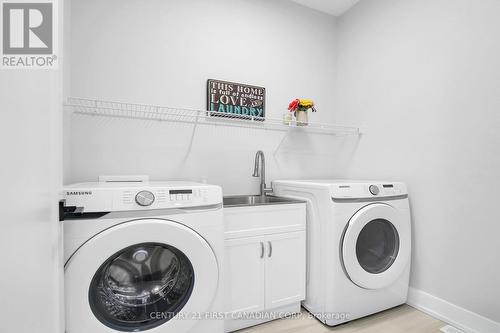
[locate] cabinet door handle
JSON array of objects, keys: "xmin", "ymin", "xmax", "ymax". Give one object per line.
[
  {"xmin": 260, "ymin": 242, "xmax": 264, "ymax": 258},
  {"xmin": 268, "ymin": 241, "xmax": 272, "ymax": 257}
]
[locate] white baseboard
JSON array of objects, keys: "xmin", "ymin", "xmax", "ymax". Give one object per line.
[{"xmin": 407, "ymin": 287, "xmax": 500, "ymax": 333}]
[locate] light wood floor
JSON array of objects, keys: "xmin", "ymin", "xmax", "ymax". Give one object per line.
[{"xmin": 237, "ymin": 305, "xmax": 446, "ymax": 333}]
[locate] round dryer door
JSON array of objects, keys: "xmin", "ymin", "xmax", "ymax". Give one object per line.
[
  {"xmin": 341, "ymin": 203, "xmax": 411, "ymax": 290},
  {"xmin": 65, "ymin": 219, "xmax": 219, "ymax": 333}
]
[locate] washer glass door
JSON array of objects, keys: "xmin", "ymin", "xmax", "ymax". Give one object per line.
[
  {"xmin": 341, "ymin": 203, "xmax": 410, "ymax": 289},
  {"xmin": 356, "ymin": 219, "xmax": 400, "ymax": 274},
  {"xmin": 89, "ymin": 243, "xmax": 194, "ymax": 331}
]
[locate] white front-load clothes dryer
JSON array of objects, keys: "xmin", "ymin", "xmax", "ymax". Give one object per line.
[
  {"xmin": 62, "ymin": 180, "xmax": 224, "ymax": 333},
  {"xmin": 273, "ymin": 180, "xmax": 411, "ymax": 326}
]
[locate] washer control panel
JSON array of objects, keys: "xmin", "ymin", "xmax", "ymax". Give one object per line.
[
  {"xmin": 63, "ymin": 182, "xmax": 223, "ymax": 213},
  {"xmin": 330, "ymin": 182, "xmax": 407, "ymax": 199},
  {"xmin": 122, "ymin": 187, "xmax": 217, "ymax": 209}
]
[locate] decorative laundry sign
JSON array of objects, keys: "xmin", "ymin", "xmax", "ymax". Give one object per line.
[{"xmin": 207, "ymin": 79, "xmax": 265, "ymax": 119}]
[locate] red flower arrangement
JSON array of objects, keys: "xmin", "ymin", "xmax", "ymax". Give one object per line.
[{"xmin": 288, "ymin": 98, "xmax": 317, "ymax": 112}]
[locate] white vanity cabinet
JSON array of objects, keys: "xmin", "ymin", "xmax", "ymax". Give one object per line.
[{"xmin": 224, "ymin": 202, "xmax": 306, "ymax": 332}]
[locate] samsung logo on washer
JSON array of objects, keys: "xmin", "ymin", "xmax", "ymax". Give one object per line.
[{"xmin": 66, "ymin": 191, "xmax": 92, "ymax": 196}]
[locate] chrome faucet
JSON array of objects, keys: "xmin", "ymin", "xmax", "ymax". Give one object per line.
[{"xmin": 252, "ymin": 150, "xmax": 273, "ymax": 196}]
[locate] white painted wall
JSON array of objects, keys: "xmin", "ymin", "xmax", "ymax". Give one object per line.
[
  {"xmin": 0, "ymin": 74, "xmax": 63, "ymax": 333},
  {"xmin": 334, "ymin": 0, "xmax": 500, "ymax": 326},
  {"xmin": 0, "ymin": 3, "xmax": 64, "ymax": 333},
  {"xmin": 67, "ymin": 0, "xmax": 361, "ymax": 194}
]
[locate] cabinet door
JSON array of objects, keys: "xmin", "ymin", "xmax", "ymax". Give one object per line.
[
  {"xmin": 225, "ymin": 236, "xmax": 266, "ymax": 315},
  {"xmin": 264, "ymin": 231, "xmax": 306, "ymax": 309}
]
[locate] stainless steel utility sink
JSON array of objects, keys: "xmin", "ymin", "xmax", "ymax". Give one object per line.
[{"xmin": 223, "ymin": 195, "xmax": 304, "ymax": 208}]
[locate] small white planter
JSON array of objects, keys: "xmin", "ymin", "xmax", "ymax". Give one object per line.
[{"xmin": 296, "ymin": 110, "xmax": 309, "ymax": 126}]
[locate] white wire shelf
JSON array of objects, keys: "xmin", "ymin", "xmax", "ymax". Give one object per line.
[{"xmin": 65, "ymin": 97, "xmax": 360, "ymax": 136}]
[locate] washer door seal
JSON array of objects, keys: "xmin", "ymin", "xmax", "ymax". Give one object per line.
[{"xmin": 341, "ymin": 203, "xmax": 410, "ymax": 290}]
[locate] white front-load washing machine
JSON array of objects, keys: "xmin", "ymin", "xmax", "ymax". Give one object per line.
[
  {"xmin": 273, "ymin": 180, "xmax": 411, "ymax": 326},
  {"xmin": 62, "ymin": 179, "xmax": 224, "ymax": 333}
]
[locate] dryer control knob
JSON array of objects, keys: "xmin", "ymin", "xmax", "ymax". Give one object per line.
[
  {"xmin": 369, "ymin": 185, "xmax": 380, "ymax": 195},
  {"xmin": 135, "ymin": 191, "xmax": 155, "ymax": 206}
]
